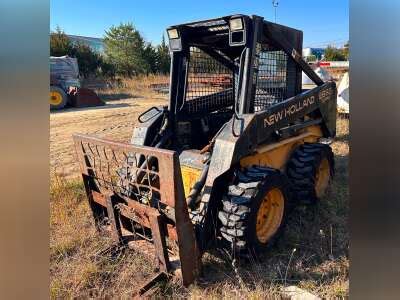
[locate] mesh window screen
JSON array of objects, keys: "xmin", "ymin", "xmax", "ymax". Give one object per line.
[
  {"xmin": 254, "ymin": 45, "xmax": 295, "ymax": 112},
  {"xmin": 184, "ymin": 47, "xmax": 235, "ymax": 113}
]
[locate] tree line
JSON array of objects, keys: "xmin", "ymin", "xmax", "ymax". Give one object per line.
[
  {"xmin": 324, "ymin": 42, "xmax": 349, "ymax": 61},
  {"xmin": 50, "ymin": 23, "xmax": 170, "ymax": 78}
]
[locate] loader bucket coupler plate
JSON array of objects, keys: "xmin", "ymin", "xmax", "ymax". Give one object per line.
[
  {"xmin": 69, "ymin": 88, "xmax": 105, "ymax": 108},
  {"xmin": 73, "ymin": 134, "xmax": 201, "ymax": 286}
]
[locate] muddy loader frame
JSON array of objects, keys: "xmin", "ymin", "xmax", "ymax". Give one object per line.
[{"xmin": 73, "ymin": 14, "xmax": 336, "ymax": 291}]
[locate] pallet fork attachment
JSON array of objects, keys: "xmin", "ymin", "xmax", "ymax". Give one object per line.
[{"xmin": 73, "ymin": 134, "xmax": 201, "ymax": 288}]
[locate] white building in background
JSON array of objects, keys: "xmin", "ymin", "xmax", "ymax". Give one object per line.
[
  {"xmin": 302, "ymin": 67, "xmax": 333, "ymax": 87},
  {"xmin": 67, "ymin": 35, "xmax": 104, "ymax": 54},
  {"xmin": 337, "ymin": 72, "xmax": 349, "ymax": 114},
  {"xmin": 303, "ymin": 47, "xmax": 325, "ymax": 61}
]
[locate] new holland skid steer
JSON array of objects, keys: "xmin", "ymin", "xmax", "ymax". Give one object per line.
[{"xmin": 73, "ymin": 14, "xmax": 336, "ymax": 290}]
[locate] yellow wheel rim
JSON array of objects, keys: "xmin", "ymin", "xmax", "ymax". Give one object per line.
[
  {"xmin": 256, "ymin": 188, "xmax": 285, "ymax": 243},
  {"xmin": 50, "ymin": 91, "xmax": 63, "ymax": 106},
  {"xmin": 315, "ymin": 158, "xmax": 330, "ymax": 198}
]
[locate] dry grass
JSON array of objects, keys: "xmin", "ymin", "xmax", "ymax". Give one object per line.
[
  {"xmin": 95, "ymin": 74, "xmax": 169, "ymax": 101},
  {"xmin": 50, "ymin": 178, "xmax": 157, "ymax": 298},
  {"xmin": 50, "ymin": 117, "xmax": 349, "ymax": 299}
]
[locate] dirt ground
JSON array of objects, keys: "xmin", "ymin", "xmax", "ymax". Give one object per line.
[
  {"xmin": 50, "ymin": 96, "xmax": 167, "ymax": 178},
  {"xmin": 50, "ymin": 86, "xmax": 349, "ymax": 298}
]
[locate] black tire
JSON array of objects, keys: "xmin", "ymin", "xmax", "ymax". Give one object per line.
[
  {"xmin": 218, "ymin": 166, "xmax": 293, "ymax": 253},
  {"xmin": 286, "ymin": 143, "xmax": 334, "ymax": 205},
  {"xmin": 50, "ymin": 85, "xmax": 68, "ymax": 110}
]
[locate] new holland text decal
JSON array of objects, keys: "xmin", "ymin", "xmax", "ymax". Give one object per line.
[{"xmin": 263, "ymin": 86, "xmax": 334, "ymax": 127}]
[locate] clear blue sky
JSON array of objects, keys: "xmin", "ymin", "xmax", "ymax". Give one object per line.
[{"xmin": 50, "ymin": 0, "xmax": 348, "ymax": 48}]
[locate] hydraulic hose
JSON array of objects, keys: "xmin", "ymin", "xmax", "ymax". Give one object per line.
[
  {"xmin": 134, "ymin": 116, "xmax": 170, "ymax": 184},
  {"xmin": 186, "ymin": 162, "xmax": 210, "ymax": 210}
]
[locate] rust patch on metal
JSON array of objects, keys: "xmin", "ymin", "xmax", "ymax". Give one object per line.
[{"xmin": 73, "ymin": 134, "xmax": 200, "ymax": 287}]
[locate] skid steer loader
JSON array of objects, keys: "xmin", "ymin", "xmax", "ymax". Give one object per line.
[
  {"xmin": 50, "ymin": 56, "xmax": 104, "ymax": 110},
  {"xmin": 73, "ymin": 14, "xmax": 336, "ymax": 291}
]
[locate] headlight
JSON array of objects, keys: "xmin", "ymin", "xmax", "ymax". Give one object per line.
[
  {"xmin": 167, "ymin": 28, "xmax": 179, "ymax": 39},
  {"xmin": 229, "ymin": 18, "xmax": 243, "ymax": 31}
]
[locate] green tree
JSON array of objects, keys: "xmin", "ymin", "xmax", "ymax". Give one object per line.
[
  {"xmin": 50, "ymin": 26, "xmax": 73, "ymax": 56},
  {"xmin": 98, "ymin": 57, "xmax": 116, "ymax": 78},
  {"xmin": 155, "ymin": 35, "xmax": 170, "ymax": 74},
  {"xmin": 324, "ymin": 45, "xmax": 347, "ymax": 61},
  {"xmin": 143, "ymin": 43, "xmax": 158, "ymax": 74},
  {"xmin": 103, "ymin": 23, "xmax": 150, "ymax": 76},
  {"xmin": 343, "ymin": 41, "xmax": 349, "ymax": 60},
  {"xmin": 304, "ymin": 54, "xmax": 317, "ymax": 63},
  {"xmin": 50, "ymin": 26, "xmax": 103, "ymax": 77},
  {"xmin": 70, "ymin": 42, "xmax": 101, "ymax": 77}
]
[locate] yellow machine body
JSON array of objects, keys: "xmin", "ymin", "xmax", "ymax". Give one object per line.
[
  {"xmin": 240, "ymin": 125, "xmax": 323, "ymax": 171},
  {"xmin": 181, "ymin": 165, "xmax": 202, "ymax": 198},
  {"xmin": 179, "ymin": 125, "xmax": 323, "ymax": 197}
]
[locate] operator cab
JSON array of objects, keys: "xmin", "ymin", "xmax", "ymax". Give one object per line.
[{"xmin": 166, "ymin": 15, "xmax": 303, "ymax": 151}]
